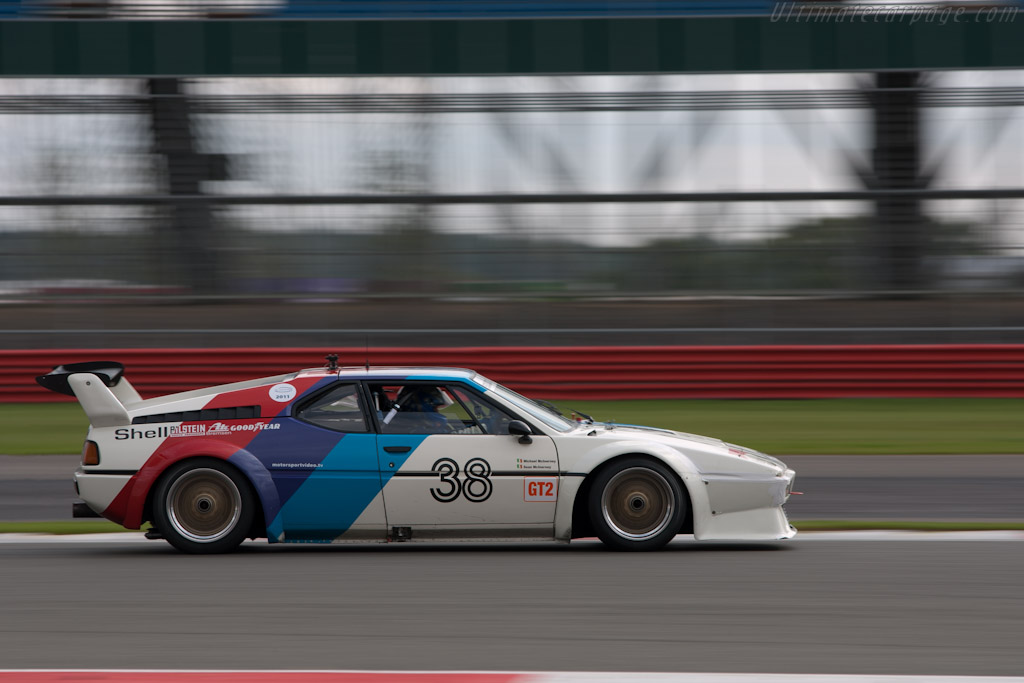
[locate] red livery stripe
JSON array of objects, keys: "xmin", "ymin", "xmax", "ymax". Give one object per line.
[{"xmin": 0, "ymin": 673, "xmax": 527, "ymax": 683}]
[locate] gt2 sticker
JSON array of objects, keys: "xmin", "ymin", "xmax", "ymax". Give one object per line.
[
  {"xmin": 524, "ymin": 477, "xmax": 557, "ymax": 502},
  {"xmin": 430, "ymin": 457, "xmax": 493, "ymax": 503},
  {"xmin": 270, "ymin": 383, "xmax": 297, "ymax": 403}
]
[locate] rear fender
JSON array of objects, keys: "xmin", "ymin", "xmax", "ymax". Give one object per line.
[{"xmin": 104, "ymin": 439, "xmax": 280, "ymax": 539}]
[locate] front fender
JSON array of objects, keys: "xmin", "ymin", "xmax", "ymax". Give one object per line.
[
  {"xmin": 566, "ymin": 439, "xmax": 699, "ymax": 479},
  {"xmin": 556, "ymin": 440, "xmax": 711, "ymax": 542},
  {"xmin": 102, "ymin": 438, "xmax": 280, "ymax": 537}
]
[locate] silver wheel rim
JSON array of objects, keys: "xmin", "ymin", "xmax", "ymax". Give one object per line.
[
  {"xmin": 601, "ymin": 467, "xmax": 675, "ymax": 541},
  {"xmin": 166, "ymin": 468, "xmax": 242, "ymax": 543}
]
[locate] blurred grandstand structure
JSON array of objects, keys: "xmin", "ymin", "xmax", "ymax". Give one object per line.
[{"xmin": 3, "ymin": 1, "xmax": 1024, "ymax": 347}]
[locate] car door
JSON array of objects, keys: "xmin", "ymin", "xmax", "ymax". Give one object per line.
[
  {"xmin": 370, "ymin": 380, "xmax": 559, "ymax": 540},
  {"xmin": 267, "ymin": 381, "xmax": 387, "ymax": 542}
]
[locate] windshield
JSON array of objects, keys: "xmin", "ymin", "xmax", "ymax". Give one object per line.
[{"xmin": 474, "ymin": 374, "xmax": 577, "ymax": 433}]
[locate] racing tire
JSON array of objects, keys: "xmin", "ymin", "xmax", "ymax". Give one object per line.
[
  {"xmin": 152, "ymin": 458, "xmax": 255, "ymax": 554},
  {"xmin": 588, "ymin": 457, "xmax": 687, "ymax": 551}
]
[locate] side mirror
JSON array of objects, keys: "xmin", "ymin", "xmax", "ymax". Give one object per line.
[{"xmin": 508, "ymin": 420, "xmax": 533, "ymax": 445}]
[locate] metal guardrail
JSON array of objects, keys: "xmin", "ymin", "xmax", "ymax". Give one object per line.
[
  {"xmin": 1, "ymin": 189, "xmax": 1024, "ymax": 206},
  {"xmin": 8, "ymin": 87, "xmax": 1024, "ymax": 115},
  {"xmin": 1, "ymin": 0, "xmax": 775, "ymax": 20},
  {"xmin": 7, "ymin": 327, "xmax": 1024, "ymax": 335}
]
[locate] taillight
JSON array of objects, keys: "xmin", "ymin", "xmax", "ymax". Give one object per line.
[{"xmin": 82, "ymin": 441, "xmax": 100, "ymax": 466}]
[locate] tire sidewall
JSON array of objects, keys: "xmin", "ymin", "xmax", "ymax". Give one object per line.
[
  {"xmin": 152, "ymin": 457, "xmax": 255, "ymax": 554},
  {"xmin": 588, "ymin": 456, "xmax": 687, "ymax": 551}
]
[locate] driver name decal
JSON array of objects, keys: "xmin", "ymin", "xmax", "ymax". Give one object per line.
[{"xmin": 516, "ymin": 457, "xmax": 557, "ymax": 471}]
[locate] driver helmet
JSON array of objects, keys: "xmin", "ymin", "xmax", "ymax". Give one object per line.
[{"xmin": 397, "ymin": 386, "xmax": 450, "ymax": 412}]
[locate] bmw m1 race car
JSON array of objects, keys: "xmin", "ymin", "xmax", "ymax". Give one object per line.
[{"xmin": 37, "ymin": 357, "xmax": 797, "ymax": 554}]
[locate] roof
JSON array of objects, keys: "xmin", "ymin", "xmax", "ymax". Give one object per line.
[
  {"xmin": 290, "ymin": 365, "xmax": 482, "ymax": 384},
  {"xmin": 128, "ymin": 365, "xmax": 486, "ymax": 412},
  {"xmin": 335, "ymin": 366, "xmax": 476, "ymax": 379}
]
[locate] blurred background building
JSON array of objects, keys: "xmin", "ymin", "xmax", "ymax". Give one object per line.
[{"xmin": 3, "ymin": 0, "xmax": 1024, "ymax": 348}]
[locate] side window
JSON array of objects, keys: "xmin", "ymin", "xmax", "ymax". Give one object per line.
[
  {"xmin": 369, "ymin": 382, "xmax": 455, "ymax": 435},
  {"xmin": 367, "ymin": 382, "xmax": 513, "ymax": 435},
  {"xmin": 295, "ymin": 383, "xmax": 369, "ymax": 433},
  {"xmin": 436, "ymin": 388, "xmax": 481, "ymax": 434},
  {"xmin": 448, "ymin": 386, "xmax": 517, "ymax": 435}
]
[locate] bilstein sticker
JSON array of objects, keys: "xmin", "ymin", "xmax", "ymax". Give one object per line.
[{"xmin": 270, "ymin": 383, "xmax": 297, "ymax": 403}]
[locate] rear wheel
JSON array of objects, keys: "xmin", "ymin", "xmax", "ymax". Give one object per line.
[
  {"xmin": 153, "ymin": 459, "xmax": 254, "ymax": 554},
  {"xmin": 589, "ymin": 457, "xmax": 686, "ymax": 551}
]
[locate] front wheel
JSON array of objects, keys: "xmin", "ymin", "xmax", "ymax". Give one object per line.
[
  {"xmin": 588, "ymin": 457, "xmax": 687, "ymax": 551},
  {"xmin": 152, "ymin": 458, "xmax": 255, "ymax": 554}
]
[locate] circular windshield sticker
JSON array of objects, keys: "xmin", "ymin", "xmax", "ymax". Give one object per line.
[{"xmin": 269, "ymin": 383, "xmax": 297, "ymax": 403}]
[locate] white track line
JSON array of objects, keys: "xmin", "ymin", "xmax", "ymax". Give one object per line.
[
  {"xmin": 2, "ymin": 671, "xmax": 1023, "ymax": 683},
  {"xmin": 542, "ymin": 676, "xmax": 1024, "ymax": 683},
  {"xmin": 539, "ymin": 675, "xmax": 1024, "ymax": 683},
  {"xmin": 0, "ymin": 532, "xmax": 151, "ymax": 543},
  {"xmin": 791, "ymin": 530, "xmax": 1024, "ymax": 541}
]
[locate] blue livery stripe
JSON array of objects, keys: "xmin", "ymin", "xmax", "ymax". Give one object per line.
[
  {"xmin": 273, "ymin": 433, "xmax": 382, "ymax": 540},
  {"xmin": 246, "ymin": 419, "xmax": 346, "ymax": 507}
]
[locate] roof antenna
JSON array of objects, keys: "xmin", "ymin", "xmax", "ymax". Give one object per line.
[
  {"xmin": 364, "ymin": 336, "xmax": 370, "ymax": 371},
  {"xmin": 326, "ymin": 354, "xmax": 339, "ymax": 372}
]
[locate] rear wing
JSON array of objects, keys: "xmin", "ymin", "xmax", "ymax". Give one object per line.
[{"xmin": 36, "ymin": 361, "xmax": 142, "ymax": 427}]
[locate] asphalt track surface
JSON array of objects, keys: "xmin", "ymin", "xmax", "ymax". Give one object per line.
[
  {"xmin": 1, "ymin": 535, "xmax": 1023, "ymax": 675},
  {"xmin": 3, "ymin": 454, "xmax": 1024, "ymax": 522},
  {"xmin": 2, "ymin": 455, "xmax": 1023, "ymax": 676}
]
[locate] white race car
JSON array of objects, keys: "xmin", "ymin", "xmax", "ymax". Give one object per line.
[{"xmin": 37, "ymin": 358, "xmax": 796, "ymax": 554}]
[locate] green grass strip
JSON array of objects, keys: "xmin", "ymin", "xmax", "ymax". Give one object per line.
[
  {"xmin": 552, "ymin": 398, "xmax": 1024, "ymax": 455},
  {"xmin": 0, "ymin": 403, "xmax": 90, "ymax": 455},
  {"xmin": 4, "ymin": 398, "xmax": 1024, "ymax": 455}
]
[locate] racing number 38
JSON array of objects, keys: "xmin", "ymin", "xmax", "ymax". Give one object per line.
[{"xmin": 430, "ymin": 457, "xmax": 493, "ymax": 503}]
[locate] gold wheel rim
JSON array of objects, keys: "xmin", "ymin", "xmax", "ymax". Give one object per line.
[
  {"xmin": 166, "ymin": 468, "xmax": 242, "ymax": 543},
  {"xmin": 601, "ymin": 467, "xmax": 675, "ymax": 541}
]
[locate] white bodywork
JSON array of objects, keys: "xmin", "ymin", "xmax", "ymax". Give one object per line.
[{"xmin": 64, "ymin": 365, "xmax": 796, "ymax": 545}]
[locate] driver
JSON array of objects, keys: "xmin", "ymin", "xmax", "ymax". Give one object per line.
[{"xmin": 385, "ymin": 386, "xmax": 452, "ymax": 434}]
